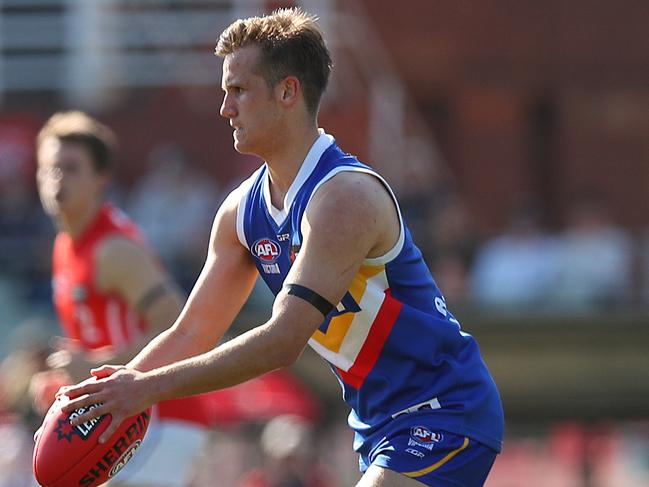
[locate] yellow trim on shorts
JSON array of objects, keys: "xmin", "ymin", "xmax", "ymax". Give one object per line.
[{"xmin": 403, "ymin": 437, "xmax": 470, "ymax": 478}]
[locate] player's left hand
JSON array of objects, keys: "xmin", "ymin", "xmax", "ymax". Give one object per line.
[
  {"xmin": 57, "ymin": 365, "xmax": 154, "ymax": 444},
  {"xmin": 47, "ymin": 338, "xmax": 115, "ymax": 383},
  {"xmin": 46, "ymin": 348, "xmax": 91, "ymax": 383},
  {"xmin": 29, "ymin": 368, "xmax": 72, "ymax": 416}
]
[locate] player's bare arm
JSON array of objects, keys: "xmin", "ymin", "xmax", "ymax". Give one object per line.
[
  {"xmin": 55, "ymin": 187, "xmax": 257, "ymax": 404},
  {"xmin": 121, "ymin": 186, "xmax": 259, "ymax": 373},
  {"xmin": 96, "ymin": 237, "xmax": 185, "ymax": 360},
  {"xmin": 60, "ymin": 171, "xmax": 398, "ymax": 442},
  {"xmin": 46, "ymin": 234, "xmax": 186, "ymax": 382},
  {"xmin": 97, "ymin": 236, "xmax": 185, "ymax": 333}
]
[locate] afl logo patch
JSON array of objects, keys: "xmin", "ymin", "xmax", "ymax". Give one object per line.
[
  {"xmin": 253, "ymin": 238, "xmax": 281, "ymax": 264},
  {"xmin": 72, "ymin": 285, "xmax": 87, "ymax": 301},
  {"xmin": 410, "ymin": 426, "xmax": 442, "ymax": 444}
]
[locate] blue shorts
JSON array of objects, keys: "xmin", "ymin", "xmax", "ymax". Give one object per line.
[{"xmin": 359, "ymin": 422, "xmax": 498, "ymax": 487}]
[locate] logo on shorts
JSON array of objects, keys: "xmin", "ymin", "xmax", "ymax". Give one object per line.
[
  {"xmin": 406, "ymin": 448, "xmax": 425, "ymax": 458},
  {"xmin": 408, "ymin": 426, "xmax": 443, "ymax": 451}
]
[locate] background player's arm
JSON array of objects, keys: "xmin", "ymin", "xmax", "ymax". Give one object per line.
[
  {"xmin": 62, "ymin": 172, "xmax": 399, "ymax": 441},
  {"xmin": 95, "ymin": 235, "xmax": 185, "ymax": 361},
  {"xmin": 46, "ymin": 236, "xmax": 187, "ymax": 382},
  {"xmin": 123, "ymin": 187, "xmax": 259, "ymax": 372}
]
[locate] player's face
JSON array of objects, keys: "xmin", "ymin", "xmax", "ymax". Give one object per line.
[
  {"xmin": 220, "ymin": 45, "xmax": 283, "ymax": 158},
  {"xmin": 37, "ymin": 138, "xmax": 107, "ymax": 219}
]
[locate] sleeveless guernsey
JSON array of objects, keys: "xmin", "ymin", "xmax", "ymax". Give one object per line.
[{"xmin": 236, "ymin": 133, "xmax": 504, "ymax": 453}]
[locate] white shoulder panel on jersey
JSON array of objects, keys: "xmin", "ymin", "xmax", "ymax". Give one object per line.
[
  {"xmin": 234, "ymin": 165, "xmax": 265, "ymax": 250},
  {"xmin": 262, "ymin": 132, "xmax": 335, "ymax": 227},
  {"xmin": 304, "ymin": 166, "xmax": 405, "ymax": 266}
]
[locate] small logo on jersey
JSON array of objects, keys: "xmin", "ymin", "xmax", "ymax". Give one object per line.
[
  {"xmin": 72, "ymin": 285, "xmax": 87, "ymax": 302},
  {"xmin": 408, "ymin": 426, "xmax": 443, "ymax": 450},
  {"xmin": 253, "ymin": 238, "xmax": 281, "ymax": 264},
  {"xmin": 277, "ymin": 233, "xmax": 290, "ymax": 242},
  {"xmin": 262, "ymin": 263, "xmax": 281, "ymax": 274}
]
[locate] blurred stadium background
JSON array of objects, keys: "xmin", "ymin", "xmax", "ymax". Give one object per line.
[{"xmin": 1, "ymin": 0, "xmax": 649, "ymax": 485}]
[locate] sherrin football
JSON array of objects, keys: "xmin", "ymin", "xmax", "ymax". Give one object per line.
[{"xmin": 33, "ymin": 394, "xmax": 151, "ymax": 487}]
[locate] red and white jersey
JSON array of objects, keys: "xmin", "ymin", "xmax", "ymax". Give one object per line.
[
  {"xmin": 52, "ymin": 203, "xmax": 212, "ymax": 427},
  {"xmin": 53, "ymin": 203, "xmax": 146, "ymax": 350}
]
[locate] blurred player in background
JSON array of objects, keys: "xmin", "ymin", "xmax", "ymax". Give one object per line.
[
  {"xmin": 60, "ymin": 8, "xmax": 504, "ymax": 487},
  {"xmin": 32, "ymin": 111, "xmax": 213, "ymax": 487}
]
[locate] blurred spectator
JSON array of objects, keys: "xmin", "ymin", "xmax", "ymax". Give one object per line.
[
  {"xmin": 485, "ymin": 422, "xmax": 649, "ymax": 487},
  {"xmin": 0, "ymin": 179, "xmax": 51, "ymax": 260},
  {"xmin": 238, "ymin": 415, "xmax": 335, "ymax": 487},
  {"xmin": 426, "ymin": 195, "xmax": 479, "ymax": 305},
  {"xmin": 395, "ymin": 143, "xmax": 445, "ymax": 252},
  {"xmin": 430, "ymin": 250, "xmax": 470, "ymax": 305},
  {"xmin": 0, "ymin": 114, "xmax": 53, "ymax": 310},
  {"xmin": 552, "ymin": 192, "xmax": 633, "ymax": 310},
  {"xmin": 127, "ymin": 142, "xmax": 221, "ymax": 289},
  {"xmin": 470, "ymin": 203, "xmax": 558, "ymax": 309},
  {"xmin": 640, "ymin": 230, "xmax": 649, "ymax": 305}
]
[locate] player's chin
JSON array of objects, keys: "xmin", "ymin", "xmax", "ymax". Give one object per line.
[
  {"xmin": 42, "ymin": 199, "xmax": 63, "ymax": 217},
  {"xmin": 233, "ymin": 139, "xmax": 253, "ymax": 155}
]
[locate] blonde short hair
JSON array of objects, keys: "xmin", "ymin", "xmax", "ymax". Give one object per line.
[{"xmin": 215, "ymin": 7, "xmax": 332, "ymax": 115}]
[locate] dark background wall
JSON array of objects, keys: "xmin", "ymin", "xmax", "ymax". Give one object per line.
[{"xmin": 359, "ymin": 0, "xmax": 649, "ymax": 232}]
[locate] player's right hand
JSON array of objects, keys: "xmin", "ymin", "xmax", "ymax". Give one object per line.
[{"xmin": 29, "ymin": 369, "xmax": 71, "ymax": 416}]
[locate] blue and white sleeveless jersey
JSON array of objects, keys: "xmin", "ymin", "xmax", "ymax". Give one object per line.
[{"xmin": 235, "ymin": 132, "xmax": 504, "ymax": 453}]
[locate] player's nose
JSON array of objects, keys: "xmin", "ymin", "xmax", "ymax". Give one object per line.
[{"xmin": 220, "ymin": 94, "xmax": 236, "ymax": 119}]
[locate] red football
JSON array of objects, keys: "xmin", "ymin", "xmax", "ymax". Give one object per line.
[{"xmin": 33, "ymin": 394, "xmax": 151, "ymax": 487}]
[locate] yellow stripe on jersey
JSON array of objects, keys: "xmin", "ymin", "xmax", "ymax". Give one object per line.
[
  {"xmin": 357, "ymin": 264, "xmax": 386, "ymax": 280},
  {"xmin": 310, "ymin": 264, "xmax": 386, "ymax": 354},
  {"xmin": 311, "ymin": 267, "xmax": 367, "ymax": 351},
  {"xmin": 311, "ymin": 309, "xmax": 354, "ymax": 352}
]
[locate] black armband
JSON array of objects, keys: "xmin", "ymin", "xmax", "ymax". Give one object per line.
[
  {"xmin": 284, "ymin": 283, "xmax": 335, "ymax": 317},
  {"xmin": 135, "ymin": 282, "xmax": 170, "ymax": 314}
]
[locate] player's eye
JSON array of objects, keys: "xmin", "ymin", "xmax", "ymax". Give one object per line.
[
  {"xmin": 42, "ymin": 166, "xmax": 63, "ymax": 179},
  {"xmin": 61, "ymin": 163, "xmax": 79, "ymax": 175}
]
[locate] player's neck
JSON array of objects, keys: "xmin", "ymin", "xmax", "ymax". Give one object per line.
[
  {"xmin": 265, "ymin": 125, "xmax": 319, "ymax": 209},
  {"xmin": 58, "ymin": 200, "xmax": 104, "ymax": 240}
]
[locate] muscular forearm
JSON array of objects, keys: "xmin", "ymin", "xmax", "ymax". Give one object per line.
[
  {"xmin": 60, "ymin": 291, "xmax": 324, "ymax": 444},
  {"xmin": 145, "ymin": 321, "xmax": 301, "ymax": 402},
  {"xmin": 126, "ymin": 325, "xmax": 212, "ymax": 373},
  {"xmin": 85, "ymin": 327, "xmax": 175, "ymax": 373}
]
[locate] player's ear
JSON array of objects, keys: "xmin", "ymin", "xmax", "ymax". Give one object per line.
[
  {"xmin": 96, "ymin": 170, "xmax": 112, "ymax": 193},
  {"xmin": 277, "ymin": 76, "xmax": 300, "ymax": 107}
]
